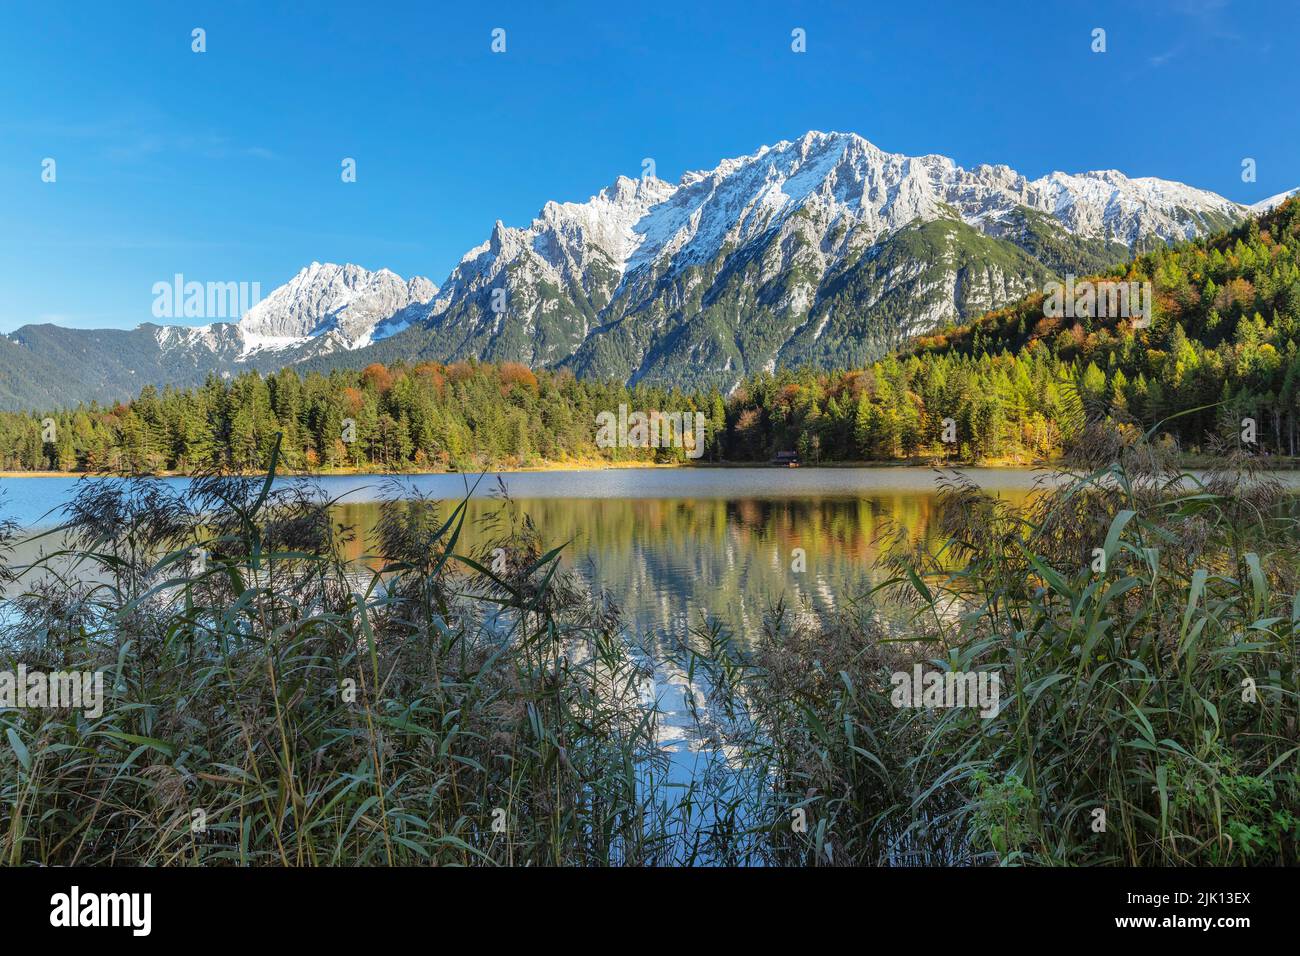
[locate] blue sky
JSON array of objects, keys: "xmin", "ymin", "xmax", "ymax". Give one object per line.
[{"xmin": 1, "ymin": 0, "xmax": 1295, "ymax": 332}]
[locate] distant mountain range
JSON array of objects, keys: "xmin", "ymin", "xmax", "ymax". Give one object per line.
[
  {"xmin": 1, "ymin": 131, "xmax": 1290, "ymax": 409},
  {"xmin": 0, "ymin": 263, "xmax": 437, "ymax": 409}
]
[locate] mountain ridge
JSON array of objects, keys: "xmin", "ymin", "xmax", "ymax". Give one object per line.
[{"xmin": 1, "ymin": 130, "xmax": 1290, "ymax": 408}]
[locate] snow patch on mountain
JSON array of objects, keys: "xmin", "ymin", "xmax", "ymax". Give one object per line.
[{"xmin": 1251, "ymin": 188, "xmax": 1300, "ymax": 213}]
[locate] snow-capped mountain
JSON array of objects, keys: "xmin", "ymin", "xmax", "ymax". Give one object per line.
[
  {"xmin": 235, "ymin": 262, "xmax": 437, "ymax": 354},
  {"xmin": 433, "ymin": 132, "xmax": 1243, "ymax": 305},
  {"xmin": 0, "ymin": 131, "xmax": 1286, "ymax": 408},
  {"xmin": 141, "ymin": 262, "xmax": 437, "ymax": 379},
  {"xmin": 0, "ymin": 263, "xmax": 436, "ymax": 410},
  {"xmin": 146, "ymin": 262, "xmax": 436, "ymax": 363},
  {"xmin": 375, "ymin": 131, "xmax": 1251, "ymax": 390}
]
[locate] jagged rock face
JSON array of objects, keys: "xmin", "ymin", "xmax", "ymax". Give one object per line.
[
  {"xmin": 237, "ymin": 262, "xmax": 437, "ymax": 352},
  {"xmin": 153, "ymin": 321, "xmax": 246, "ymax": 357},
  {"xmin": 412, "ymin": 131, "xmax": 1250, "ymax": 391},
  {"xmin": 0, "ymin": 130, "xmax": 1284, "ymax": 409},
  {"xmin": 434, "ymin": 132, "xmax": 1245, "ymax": 300}
]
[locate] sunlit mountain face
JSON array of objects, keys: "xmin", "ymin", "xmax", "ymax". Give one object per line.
[{"xmin": 0, "ymin": 131, "xmax": 1271, "ymax": 409}]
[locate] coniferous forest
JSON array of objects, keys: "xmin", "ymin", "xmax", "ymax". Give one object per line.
[{"xmin": 2, "ymin": 199, "xmax": 1298, "ymax": 473}]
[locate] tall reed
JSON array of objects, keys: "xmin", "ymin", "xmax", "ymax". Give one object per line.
[{"xmin": 2, "ymin": 424, "xmax": 1296, "ymax": 866}]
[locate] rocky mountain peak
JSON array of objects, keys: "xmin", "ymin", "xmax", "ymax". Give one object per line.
[{"xmin": 236, "ymin": 262, "xmax": 436, "ymax": 353}]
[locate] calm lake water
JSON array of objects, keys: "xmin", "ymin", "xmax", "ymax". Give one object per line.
[
  {"xmin": 4, "ymin": 465, "xmax": 1292, "ymax": 643},
  {"xmin": 3, "ymin": 466, "xmax": 1043, "ymax": 788},
  {"xmin": 4, "ymin": 465, "xmax": 1289, "ymax": 791},
  {"xmin": 1, "ymin": 466, "xmax": 1049, "ymax": 528},
  {"xmin": 1, "ymin": 468, "xmax": 1047, "ymax": 632}
]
